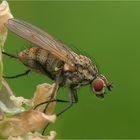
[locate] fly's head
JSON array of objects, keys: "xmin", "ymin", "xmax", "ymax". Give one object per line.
[{"xmin": 91, "ymin": 74, "xmax": 113, "ymax": 99}]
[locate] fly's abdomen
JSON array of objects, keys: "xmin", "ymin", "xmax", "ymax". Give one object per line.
[
  {"xmin": 18, "ymin": 47, "xmax": 64, "ymax": 79},
  {"xmin": 36, "ymin": 48, "xmax": 64, "ymax": 77}
]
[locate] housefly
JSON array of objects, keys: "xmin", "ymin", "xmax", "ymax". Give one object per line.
[{"xmin": 3, "ymin": 18, "xmax": 112, "ymax": 116}]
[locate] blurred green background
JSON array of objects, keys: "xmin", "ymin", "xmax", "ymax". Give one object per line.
[{"xmin": 2, "ymin": 0, "xmax": 140, "ymax": 139}]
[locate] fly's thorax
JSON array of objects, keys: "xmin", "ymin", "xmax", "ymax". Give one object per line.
[
  {"xmin": 63, "ymin": 54, "xmax": 98, "ymax": 87},
  {"xmin": 75, "ymin": 54, "xmax": 98, "ymax": 78},
  {"xmin": 63, "ymin": 69, "xmax": 94, "ymax": 88}
]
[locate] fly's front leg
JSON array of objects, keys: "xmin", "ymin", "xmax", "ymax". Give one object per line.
[
  {"xmin": 56, "ymin": 88, "xmax": 78, "ymax": 117},
  {"xmin": 42, "ymin": 88, "xmax": 78, "ymax": 135}
]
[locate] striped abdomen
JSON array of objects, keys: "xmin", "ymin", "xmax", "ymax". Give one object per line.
[{"xmin": 18, "ymin": 47, "xmax": 64, "ymax": 80}]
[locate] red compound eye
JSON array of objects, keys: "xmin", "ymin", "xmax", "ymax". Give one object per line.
[{"xmin": 92, "ymin": 78, "xmax": 104, "ymax": 92}]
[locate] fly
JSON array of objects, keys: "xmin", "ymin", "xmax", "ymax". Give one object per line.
[{"xmin": 3, "ymin": 18, "xmax": 113, "ymax": 116}]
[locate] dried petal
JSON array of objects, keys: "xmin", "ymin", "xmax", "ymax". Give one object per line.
[
  {"xmin": 8, "ymin": 136, "xmax": 23, "ymax": 140},
  {"xmin": 8, "ymin": 131, "xmax": 56, "ymax": 140},
  {"xmin": 0, "ymin": 79, "xmax": 24, "ymax": 114},
  {"xmin": 10, "ymin": 95, "xmax": 29, "ymax": 108},
  {"xmin": 47, "ymin": 131, "xmax": 57, "ymax": 140},
  {"xmin": 0, "ymin": 110, "xmax": 56, "ymax": 138},
  {"xmin": 32, "ymin": 83, "xmax": 57, "ymax": 114},
  {"xmin": 0, "ymin": 111, "xmax": 4, "ymax": 121}
]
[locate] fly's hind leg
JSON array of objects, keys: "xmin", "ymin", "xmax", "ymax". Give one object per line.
[
  {"xmin": 2, "ymin": 51, "xmax": 31, "ymax": 79},
  {"xmin": 56, "ymin": 88, "xmax": 78, "ymax": 117},
  {"xmin": 2, "ymin": 51, "xmax": 18, "ymax": 59},
  {"xmin": 3, "ymin": 69, "xmax": 31, "ymax": 79}
]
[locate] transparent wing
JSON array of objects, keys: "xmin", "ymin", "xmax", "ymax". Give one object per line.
[{"xmin": 6, "ymin": 18, "xmax": 76, "ymax": 71}]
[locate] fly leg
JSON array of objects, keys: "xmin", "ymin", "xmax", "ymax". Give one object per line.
[
  {"xmin": 56, "ymin": 88, "xmax": 78, "ymax": 117},
  {"xmin": 2, "ymin": 51, "xmax": 31, "ymax": 78},
  {"xmin": 42, "ymin": 88, "xmax": 78, "ymax": 135},
  {"xmin": 31, "ymin": 60, "xmax": 64, "ymax": 113},
  {"xmin": 3, "ymin": 69, "xmax": 31, "ymax": 79},
  {"xmin": 34, "ymin": 99, "xmax": 69, "ymax": 110},
  {"xmin": 2, "ymin": 51, "xmax": 18, "ymax": 59}
]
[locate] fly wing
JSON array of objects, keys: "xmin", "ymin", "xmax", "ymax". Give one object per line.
[{"xmin": 6, "ymin": 18, "xmax": 77, "ymax": 71}]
